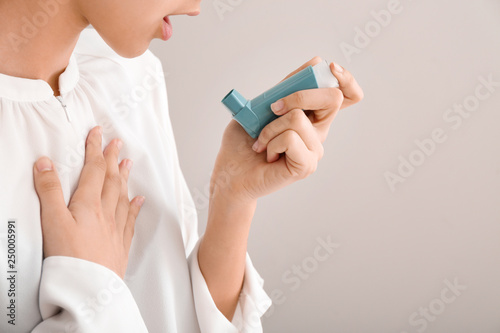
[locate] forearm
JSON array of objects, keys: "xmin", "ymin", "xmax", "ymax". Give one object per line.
[{"xmin": 198, "ymin": 186, "xmax": 257, "ymax": 321}]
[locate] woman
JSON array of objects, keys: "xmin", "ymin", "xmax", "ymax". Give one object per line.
[{"xmin": 0, "ymin": 0, "xmax": 363, "ymax": 332}]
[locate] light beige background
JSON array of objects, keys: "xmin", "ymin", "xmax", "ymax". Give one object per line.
[{"xmin": 150, "ymin": 0, "xmax": 500, "ymax": 332}]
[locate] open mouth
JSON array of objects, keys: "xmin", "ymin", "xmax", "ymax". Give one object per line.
[{"xmin": 162, "ymin": 16, "xmax": 173, "ymax": 41}]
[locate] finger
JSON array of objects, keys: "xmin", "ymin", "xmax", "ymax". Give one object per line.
[
  {"xmin": 253, "ymin": 109, "xmax": 323, "ymax": 162},
  {"xmin": 279, "ymin": 56, "xmax": 323, "ymax": 83},
  {"xmin": 101, "ymin": 139, "xmax": 123, "ymax": 217},
  {"xmin": 33, "ymin": 156, "xmax": 67, "ymax": 218},
  {"xmin": 73, "ymin": 126, "xmax": 106, "ymax": 204},
  {"xmin": 329, "ymin": 62, "xmax": 364, "ymax": 109},
  {"xmin": 115, "ymin": 159, "xmax": 133, "ymax": 233},
  {"xmin": 270, "ymin": 88, "xmax": 344, "ymax": 125},
  {"xmin": 266, "ymin": 130, "xmax": 317, "ymax": 179},
  {"xmin": 123, "ymin": 196, "xmax": 145, "ymax": 251}
]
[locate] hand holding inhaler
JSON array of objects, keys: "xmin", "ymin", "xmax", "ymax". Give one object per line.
[
  {"xmin": 211, "ymin": 57, "xmax": 364, "ymax": 204},
  {"xmin": 222, "ymin": 59, "xmax": 340, "ymax": 138}
]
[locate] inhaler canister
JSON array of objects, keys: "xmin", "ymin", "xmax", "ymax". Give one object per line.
[{"xmin": 221, "ymin": 60, "xmax": 339, "ymax": 138}]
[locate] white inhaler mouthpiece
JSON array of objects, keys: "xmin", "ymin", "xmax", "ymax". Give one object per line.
[{"xmin": 313, "ymin": 60, "xmax": 339, "ymax": 88}]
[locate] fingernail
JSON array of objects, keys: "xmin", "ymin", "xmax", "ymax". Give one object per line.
[
  {"xmin": 252, "ymin": 140, "xmax": 260, "ymax": 152},
  {"xmin": 271, "ymin": 100, "xmax": 284, "ymax": 114},
  {"xmin": 125, "ymin": 159, "xmax": 133, "ymax": 171},
  {"xmin": 333, "ymin": 62, "xmax": 344, "ymax": 73},
  {"xmin": 36, "ymin": 157, "xmax": 53, "ymax": 172},
  {"xmin": 116, "ymin": 139, "xmax": 123, "ymax": 150},
  {"xmin": 135, "ymin": 196, "xmax": 145, "ymax": 207}
]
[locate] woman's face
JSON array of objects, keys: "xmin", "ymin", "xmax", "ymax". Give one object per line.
[{"xmin": 77, "ymin": 0, "xmax": 201, "ymax": 58}]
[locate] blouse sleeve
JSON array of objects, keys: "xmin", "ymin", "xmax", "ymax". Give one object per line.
[
  {"xmin": 32, "ymin": 256, "xmax": 148, "ymax": 333},
  {"xmin": 187, "ymin": 239, "xmax": 272, "ymax": 333}
]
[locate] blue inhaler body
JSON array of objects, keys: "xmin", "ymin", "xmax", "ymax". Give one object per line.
[{"xmin": 221, "ymin": 60, "xmax": 339, "ymax": 138}]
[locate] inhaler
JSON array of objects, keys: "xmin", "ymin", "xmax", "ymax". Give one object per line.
[{"xmin": 221, "ymin": 60, "xmax": 339, "ymax": 138}]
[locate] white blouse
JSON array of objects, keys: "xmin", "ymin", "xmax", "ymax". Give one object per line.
[{"xmin": 0, "ymin": 28, "xmax": 271, "ymax": 333}]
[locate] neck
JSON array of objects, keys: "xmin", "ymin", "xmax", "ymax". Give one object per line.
[{"xmin": 0, "ymin": 0, "xmax": 88, "ymax": 96}]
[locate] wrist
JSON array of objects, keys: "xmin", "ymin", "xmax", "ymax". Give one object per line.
[
  {"xmin": 209, "ymin": 173, "xmax": 257, "ymax": 208},
  {"xmin": 208, "ymin": 186, "xmax": 256, "ymax": 221},
  {"xmin": 205, "ymin": 185, "xmax": 256, "ymax": 238}
]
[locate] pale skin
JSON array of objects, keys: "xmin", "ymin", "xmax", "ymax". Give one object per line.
[{"xmin": 0, "ymin": 0, "xmax": 363, "ymax": 324}]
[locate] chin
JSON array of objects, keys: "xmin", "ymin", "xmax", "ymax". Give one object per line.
[
  {"xmin": 96, "ymin": 33, "xmax": 150, "ymax": 58},
  {"xmin": 112, "ymin": 42, "xmax": 151, "ymax": 59}
]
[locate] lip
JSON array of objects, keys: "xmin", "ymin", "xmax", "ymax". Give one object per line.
[{"xmin": 162, "ymin": 16, "xmax": 173, "ymax": 41}]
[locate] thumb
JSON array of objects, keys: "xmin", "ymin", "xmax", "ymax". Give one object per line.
[
  {"xmin": 33, "ymin": 157, "xmax": 67, "ymax": 216},
  {"xmin": 329, "ymin": 62, "xmax": 364, "ymax": 109}
]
